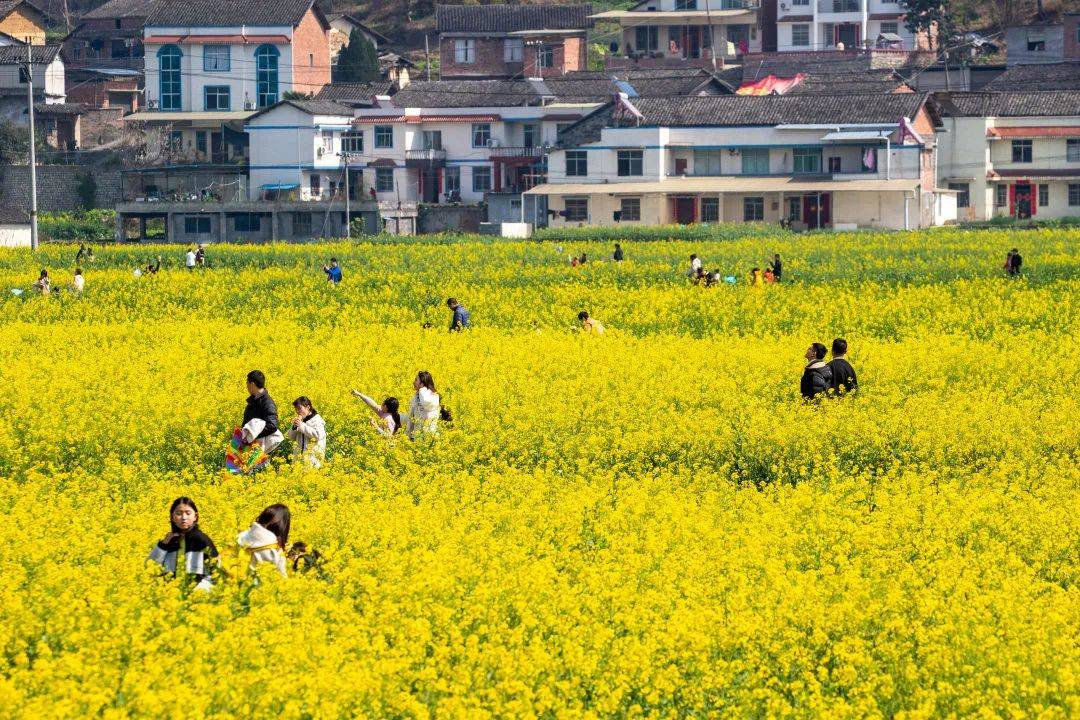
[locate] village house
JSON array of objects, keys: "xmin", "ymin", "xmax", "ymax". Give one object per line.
[
  {"xmin": 936, "ymin": 91, "xmax": 1080, "ymax": 222},
  {"xmin": 327, "ymin": 12, "xmax": 389, "ymax": 64},
  {"xmin": 0, "ymin": 43, "xmax": 64, "ymax": 125},
  {"xmin": 531, "ymin": 92, "xmax": 952, "ymax": 230},
  {"xmin": 594, "ymin": 0, "xmax": 761, "ymax": 71},
  {"xmin": 0, "ymin": 0, "xmax": 46, "ymax": 45},
  {"xmin": 436, "ymin": 4, "xmax": 592, "ymax": 80},
  {"xmin": 775, "ymin": 0, "xmax": 931, "ymax": 53}
]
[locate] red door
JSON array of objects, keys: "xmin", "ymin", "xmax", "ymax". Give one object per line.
[
  {"xmin": 803, "ymin": 193, "xmax": 832, "ymax": 229},
  {"xmin": 1014, "ymin": 183, "xmax": 1032, "ymax": 219},
  {"xmin": 674, "ymin": 197, "xmax": 696, "ymax": 224}
]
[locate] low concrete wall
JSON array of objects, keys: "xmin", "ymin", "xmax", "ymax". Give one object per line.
[
  {"xmin": 0, "ymin": 165, "xmax": 122, "ymax": 211},
  {"xmin": 418, "ymin": 204, "xmax": 485, "ymax": 234}
]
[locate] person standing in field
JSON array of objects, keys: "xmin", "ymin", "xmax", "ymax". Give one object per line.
[
  {"xmin": 195, "ymin": 244, "xmax": 206, "ymax": 268},
  {"xmin": 447, "ymin": 298, "xmax": 470, "ymax": 331},
  {"xmin": 578, "ymin": 310, "xmax": 604, "ymax": 334},
  {"xmin": 613, "ymin": 244, "xmax": 624, "ymax": 262},
  {"xmin": 241, "ymin": 370, "xmax": 284, "ymax": 453},
  {"xmin": 147, "ymin": 496, "xmax": 219, "ymax": 591},
  {"xmin": 827, "ymin": 338, "xmax": 858, "ymax": 396},
  {"xmin": 688, "ymin": 253, "xmax": 702, "ymax": 280},
  {"xmin": 35, "ymin": 269, "xmax": 51, "ymax": 296},
  {"xmin": 237, "ymin": 504, "xmax": 290, "ymax": 578},
  {"xmin": 352, "ymin": 389, "xmax": 402, "ymax": 437},
  {"xmin": 71, "ymin": 268, "xmax": 85, "ymax": 294},
  {"xmin": 407, "ymin": 371, "xmax": 443, "ymax": 438},
  {"xmin": 286, "ymin": 396, "xmax": 326, "ymax": 468},
  {"xmin": 1005, "ymin": 248, "xmax": 1022, "ymax": 276},
  {"xmin": 800, "ymin": 343, "xmax": 833, "ymax": 401},
  {"xmin": 770, "ymin": 254, "xmax": 782, "ymax": 282},
  {"xmin": 185, "ymin": 246, "xmax": 197, "ymax": 271},
  {"xmin": 323, "ymin": 258, "xmax": 342, "ymax": 284}
]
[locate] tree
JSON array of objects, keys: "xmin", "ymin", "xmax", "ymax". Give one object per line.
[
  {"xmin": 0, "ymin": 119, "xmax": 29, "ymax": 165},
  {"xmin": 900, "ymin": 0, "xmax": 952, "ymax": 51},
  {"xmin": 76, "ymin": 173, "xmax": 97, "ymax": 210},
  {"xmin": 336, "ymin": 30, "xmax": 380, "ymax": 82}
]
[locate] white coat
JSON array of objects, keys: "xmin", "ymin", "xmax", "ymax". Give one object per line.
[
  {"xmin": 237, "ymin": 522, "xmax": 287, "ymax": 577},
  {"xmin": 287, "ymin": 412, "xmax": 326, "ymax": 468}
]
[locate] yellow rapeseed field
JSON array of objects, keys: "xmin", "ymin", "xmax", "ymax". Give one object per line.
[{"xmin": 0, "ymin": 228, "xmax": 1077, "ymax": 719}]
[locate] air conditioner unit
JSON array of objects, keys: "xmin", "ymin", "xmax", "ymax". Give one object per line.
[
  {"xmin": 487, "ymin": 138, "xmax": 501, "ymax": 148},
  {"xmin": 148, "ymin": 99, "xmax": 158, "ymax": 109},
  {"xmin": 780, "ymin": 2, "xmax": 789, "ymax": 9},
  {"xmin": 244, "ymin": 100, "xmax": 256, "ymax": 110}
]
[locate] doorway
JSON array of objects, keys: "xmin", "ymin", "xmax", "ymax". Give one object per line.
[
  {"xmin": 802, "ymin": 193, "xmax": 831, "ymax": 229},
  {"xmin": 420, "ymin": 169, "xmax": 441, "ymax": 203},
  {"xmin": 674, "ymin": 196, "xmax": 696, "ymax": 224},
  {"xmin": 1013, "ymin": 183, "xmax": 1032, "ymax": 219},
  {"xmin": 835, "ymin": 23, "xmax": 861, "ymax": 49}
]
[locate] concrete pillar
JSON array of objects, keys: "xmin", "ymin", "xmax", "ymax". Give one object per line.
[
  {"xmin": 115, "ymin": 212, "xmax": 124, "ymax": 242},
  {"xmin": 138, "ymin": 216, "xmax": 146, "ymax": 240},
  {"xmin": 218, "ymin": 212, "xmax": 226, "ymax": 243},
  {"xmin": 270, "ymin": 212, "xmax": 278, "ymax": 242}
]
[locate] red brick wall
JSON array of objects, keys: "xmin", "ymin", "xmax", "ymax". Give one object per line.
[
  {"xmin": 440, "ymin": 37, "xmax": 516, "ymax": 78},
  {"xmin": 292, "ymin": 8, "xmax": 332, "ymax": 94},
  {"xmin": 1065, "ymin": 16, "xmax": 1079, "ymax": 60},
  {"xmin": 562, "ymin": 36, "xmax": 587, "ymax": 73}
]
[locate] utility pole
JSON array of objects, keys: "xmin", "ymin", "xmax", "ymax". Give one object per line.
[
  {"xmin": 424, "ymin": 35, "xmax": 431, "ymax": 81},
  {"xmin": 23, "ymin": 41, "xmax": 39, "ymax": 251},
  {"xmin": 343, "ymin": 154, "xmax": 350, "ymax": 240}
]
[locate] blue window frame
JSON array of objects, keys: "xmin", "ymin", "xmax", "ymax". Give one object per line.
[
  {"xmin": 741, "ymin": 148, "xmax": 769, "ymax": 175},
  {"xmin": 255, "ymin": 45, "xmax": 280, "ymax": 108},
  {"xmin": 157, "ymin": 45, "xmax": 182, "ymax": 110},
  {"xmin": 204, "ymin": 85, "xmax": 230, "ymax": 111}
]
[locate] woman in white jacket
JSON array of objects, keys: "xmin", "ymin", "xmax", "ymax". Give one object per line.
[
  {"xmin": 237, "ymin": 504, "xmax": 290, "ymax": 578},
  {"xmin": 286, "ymin": 396, "xmax": 326, "ymax": 468},
  {"xmin": 407, "ymin": 371, "xmax": 443, "ymax": 439}
]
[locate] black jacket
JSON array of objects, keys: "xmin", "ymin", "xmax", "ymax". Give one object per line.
[
  {"xmin": 827, "ymin": 358, "xmax": 858, "ymax": 396},
  {"xmin": 243, "ymin": 391, "xmax": 279, "ymax": 438},
  {"xmin": 801, "ymin": 361, "xmax": 832, "ymax": 400},
  {"xmin": 770, "ymin": 259, "xmax": 782, "ymax": 281}
]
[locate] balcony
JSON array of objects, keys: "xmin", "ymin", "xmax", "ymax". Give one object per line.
[
  {"xmin": 490, "ymin": 146, "xmax": 545, "ymax": 160},
  {"xmin": 405, "ymin": 148, "xmax": 447, "ymax": 167},
  {"xmin": 818, "ymin": 0, "xmax": 862, "ymax": 13}
]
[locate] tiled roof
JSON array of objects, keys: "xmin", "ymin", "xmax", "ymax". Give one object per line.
[
  {"xmin": 983, "ymin": 63, "xmax": 1080, "ymax": 92},
  {"xmin": 83, "ymin": 0, "xmax": 160, "ymax": 19},
  {"xmin": 435, "ymin": 3, "xmax": 593, "ymax": 34},
  {"xmin": 545, "ymin": 68, "xmax": 726, "ymax": 103},
  {"xmin": 936, "ymin": 91, "xmax": 1080, "ymax": 117},
  {"xmin": 391, "ymin": 80, "xmax": 543, "ymax": 108},
  {"xmin": 146, "ymin": 0, "xmax": 315, "ymax": 27},
  {"xmin": 0, "ymin": 0, "xmax": 43, "ymax": 19},
  {"xmin": 34, "ymin": 102, "xmax": 92, "ymax": 115},
  {"xmin": 326, "ymin": 12, "xmax": 390, "ymax": 43},
  {"xmin": 0, "ymin": 44, "xmax": 60, "ymax": 64},
  {"xmin": 315, "ymin": 81, "xmax": 395, "ymax": 106},
  {"xmin": 247, "ymin": 98, "xmax": 352, "ymax": 120}
]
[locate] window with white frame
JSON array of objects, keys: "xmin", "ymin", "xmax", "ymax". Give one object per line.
[
  {"xmin": 342, "ymin": 130, "xmax": 363, "ymax": 153},
  {"xmin": 537, "ymin": 45, "xmax": 554, "ymax": 69},
  {"xmin": 1012, "ymin": 139, "xmax": 1032, "ymax": 163},
  {"xmin": 455, "ymin": 39, "xmax": 475, "ymax": 64},
  {"xmin": 743, "ymin": 196, "xmax": 764, "ymax": 221},
  {"xmin": 791, "ymin": 0, "xmax": 809, "ymax": 4},
  {"xmin": 472, "ymin": 166, "xmax": 491, "ymax": 192},
  {"xmin": 1068, "ymin": 138, "xmax": 1080, "ymax": 162},
  {"xmin": 700, "ymin": 196, "xmax": 720, "ymax": 222},
  {"xmin": 948, "ymin": 182, "xmax": 970, "ymax": 208},
  {"xmin": 1038, "ymin": 184, "xmax": 1049, "ymax": 207},
  {"xmin": 504, "ymin": 38, "xmax": 523, "ymax": 62},
  {"xmin": 619, "ymin": 197, "xmax": 641, "ymax": 221},
  {"xmin": 741, "ymin": 148, "xmax": 769, "ymax": 175},
  {"xmin": 880, "ymin": 22, "xmax": 899, "ymax": 36},
  {"xmin": 792, "ymin": 24, "xmax": 810, "ymax": 47},
  {"xmin": 320, "ymin": 130, "xmax": 334, "ymax": 154},
  {"xmin": 444, "ymin": 166, "xmax": 460, "ymax": 195},
  {"xmin": 203, "ymin": 45, "xmax": 230, "ymax": 72},
  {"xmin": 374, "ymin": 125, "xmax": 393, "ymax": 148},
  {"xmin": 564, "ymin": 197, "xmax": 588, "ymax": 222},
  {"xmin": 793, "ymin": 147, "xmax": 822, "ymax": 174},
  {"xmin": 375, "ymin": 167, "xmax": 394, "ymax": 192},
  {"xmin": 566, "ymin": 150, "xmax": 588, "ymax": 176},
  {"xmin": 617, "ymin": 149, "xmax": 643, "ymax": 176},
  {"xmin": 472, "ymin": 123, "xmax": 491, "ymax": 147}
]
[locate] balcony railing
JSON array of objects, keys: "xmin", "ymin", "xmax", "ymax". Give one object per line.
[
  {"xmin": 489, "ymin": 145, "xmax": 545, "ymax": 159},
  {"xmin": 405, "ymin": 149, "xmax": 447, "ymax": 161},
  {"xmin": 818, "ymin": 0, "xmax": 861, "ymax": 12}
]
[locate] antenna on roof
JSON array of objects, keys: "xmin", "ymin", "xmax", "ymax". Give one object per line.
[{"xmin": 614, "ymin": 92, "xmax": 643, "ymax": 126}]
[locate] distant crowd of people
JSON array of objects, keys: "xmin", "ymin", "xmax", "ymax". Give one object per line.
[{"xmin": 687, "ymin": 253, "xmax": 783, "ymax": 287}]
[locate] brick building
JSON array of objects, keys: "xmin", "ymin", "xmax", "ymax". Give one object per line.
[
  {"xmin": 63, "ymin": 0, "xmax": 160, "ymax": 73},
  {"xmin": 0, "ymin": 0, "xmax": 46, "ymax": 45},
  {"xmin": 436, "ymin": 4, "xmax": 592, "ymax": 80}
]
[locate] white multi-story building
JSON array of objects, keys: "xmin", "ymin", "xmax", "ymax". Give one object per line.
[
  {"xmin": 776, "ymin": 0, "xmax": 929, "ymax": 53},
  {"xmin": 531, "ymin": 92, "xmax": 953, "ymax": 229},
  {"xmin": 0, "ymin": 44, "xmax": 64, "ymax": 125},
  {"xmin": 936, "ymin": 91, "xmax": 1080, "ymax": 222}
]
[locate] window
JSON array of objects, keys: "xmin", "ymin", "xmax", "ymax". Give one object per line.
[
  {"xmin": 523, "ymin": 123, "xmax": 539, "ymax": 148},
  {"xmin": 375, "ymin": 167, "xmax": 394, "ymax": 192},
  {"xmin": 293, "ymin": 213, "xmax": 312, "ymax": 236},
  {"xmin": 537, "ymin": 45, "xmax": 554, "ymax": 69},
  {"xmin": 195, "ymin": 131, "xmax": 207, "ymax": 155},
  {"xmin": 741, "ymin": 148, "xmax": 769, "ymax": 175},
  {"xmin": 793, "ymin": 147, "xmax": 821, "ymax": 174},
  {"xmin": 1027, "ymin": 32, "xmax": 1046, "ymax": 52},
  {"xmin": 115, "ymin": 18, "xmax": 122, "ymax": 28},
  {"xmin": 310, "ymin": 174, "xmax": 321, "ymax": 196},
  {"xmin": 743, "ymin": 196, "xmax": 764, "ymax": 221},
  {"xmin": 472, "ymin": 166, "xmax": 491, "ymax": 193},
  {"xmin": 320, "ymin": 130, "xmax": 334, "ymax": 154},
  {"xmin": 1070, "ymin": 184, "xmax": 1080, "ymax": 207},
  {"xmin": 694, "ymin": 150, "xmax": 722, "ymax": 176},
  {"xmin": 792, "ymin": 24, "xmax": 810, "ymax": 47},
  {"xmin": 995, "ymin": 184, "xmax": 1008, "ymax": 207},
  {"xmin": 700, "ymin": 197, "xmax": 720, "ymax": 222},
  {"xmin": 634, "ymin": 26, "xmax": 658, "ymax": 53},
  {"xmin": 454, "ymin": 39, "xmax": 475, "ymax": 64},
  {"xmin": 1068, "ymin": 138, "xmax": 1080, "ymax": 162},
  {"xmin": 880, "ymin": 22, "xmax": 898, "ymax": 36},
  {"xmin": 566, "ymin": 150, "xmax": 588, "ymax": 176},
  {"xmin": 1011, "ymin": 139, "xmax": 1032, "ymax": 163},
  {"xmin": 791, "ymin": 0, "xmax": 809, "ymax": 4},
  {"xmin": 828, "ymin": 156, "xmax": 842, "ymax": 174},
  {"xmin": 309, "ymin": 53, "xmax": 314, "ymax": 66},
  {"xmin": 948, "ymin": 182, "xmax": 970, "ymax": 208},
  {"xmin": 204, "ymin": 86, "xmax": 230, "ymax": 111},
  {"xmin": 564, "ymin": 197, "xmax": 588, "ymax": 222},
  {"xmin": 157, "ymin": 45, "xmax": 182, "ymax": 110},
  {"xmin": 255, "ymin": 45, "xmax": 279, "ymax": 108},
  {"xmin": 422, "ymin": 130, "xmax": 442, "ymax": 150},
  {"xmin": 675, "ymin": 0, "xmax": 696, "ymax": 9},
  {"xmin": 1039, "ymin": 184, "xmax": 1049, "ymax": 207},
  {"xmin": 233, "ymin": 213, "xmax": 261, "ymax": 232},
  {"xmin": 787, "ymin": 196, "xmax": 801, "ymax": 220},
  {"xmin": 823, "ymin": 23, "xmax": 835, "ymax": 47},
  {"xmin": 342, "ymin": 130, "xmax": 363, "ymax": 154},
  {"xmin": 184, "ymin": 217, "xmax": 210, "ymax": 234},
  {"xmin": 444, "ymin": 166, "xmax": 460, "ymax": 195},
  {"xmin": 504, "ymin": 38, "xmax": 524, "ymax": 62},
  {"xmin": 619, "ymin": 198, "xmax": 641, "ymax": 221},
  {"xmin": 472, "ymin": 123, "xmax": 491, "ymax": 148},
  {"xmin": 617, "ymin": 149, "xmax": 643, "ymax": 176},
  {"xmin": 374, "ymin": 125, "xmax": 393, "ymax": 148},
  {"xmin": 203, "ymin": 45, "xmax": 230, "ymax": 72}
]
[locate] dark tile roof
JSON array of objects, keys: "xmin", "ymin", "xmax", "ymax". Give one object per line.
[
  {"xmin": 34, "ymin": 102, "xmax": 92, "ymax": 115},
  {"xmin": 435, "ymin": 3, "xmax": 592, "ymax": 34},
  {"xmin": 545, "ymin": 68, "xmax": 727, "ymax": 103},
  {"xmin": 0, "ymin": 204, "xmax": 28, "ymax": 224},
  {"xmin": 0, "ymin": 0, "xmax": 43, "ymax": 19},
  {"xmin": 315, "ymin": 81, "xmax": 395, "ymax": 106},
  {"xmin": 734, "ymin": 58, "xmax": 913, "ymax": 94},
  {"xmin": 391, "ymin": 80, "xmax": 543, "ymax": 108},
  {"xmin": 146, "ymin": 0, "xmax": 315, "ymax": 27},
  {"xmin": 0, "ymin": 44, "xmax": 60, "ymax": 64},
  {"xmin": 784, "ymin": 72, "xmax": 912, "ymax": 94},
  {"xmin": 247, "ymin": 98, "xmax": 352, "ymax": 120},
  {"xmin": 326, "ymin": 12, "xmax": 390, "ymax": 43},
  {"xmin": 559, "ymin": 93, "xmax": 935, "ymax": 146},
  {"xmin": 982, "ymin": 63, "xmax": 1080, "ymax": 92},
  {"xmin": 936, "ymin": 91, "xmax": 1080, "ymax": 117},
  {"xmin": 83, "ymin": 0, "xmax": 161, "ymax": 19}
]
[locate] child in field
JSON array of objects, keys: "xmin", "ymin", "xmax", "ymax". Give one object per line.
[
  {"xmin": 688, "ymin": 254, "xmax": 702, "ymax": 279},
  {"xmin": 241, "ymin": 370, "xmax": 284, "ymax": 453},
  {"xmin": 145, "ymin": 257, "xmax": 162, "ymax": 275},
  {"xmin": 71, "ymin": 268, "xmax": 85, "ymax": 294},
  {"xmin": 749, "ymin": 267, "xmax": 764, "ymax": 288},
  {"xmin": 147, "ymin": 497, "xmax": 219, "ymax": 591},
  {"xmin": 769, "ymin": 253, "xmax": 782, "ymax": 282},
  {"xmin": 763, "ymin": 267, "xmax": 776, "ymax": 283},
  {"xmin": 35, "ymin": 269, "xmax": 50, "ymax": 296},
  {"xmin": 237, "ymin": 504, "xmax": 290, "ymax": 578},
  {"xmin": 195, "ymin": 244, "xmax": 206, "ymax": 268},
  {"xmin": 613, "ymin": 244, "xmax": 624, "ymax": 262},
  {"xmin": 351, "ymin": 389, "xmax": 402, "ymax": 437},
  {"xmin": 578, "ymin": 310, "xmax": 605, "ymax": 334},
  {"xmin": 407, "ymin": 371, "xmax": 444, "ymax": 439},
  {"xmin": 827, "ymin": 338, "xmax": 858, "ymax": 396},
  {"xmin": 286, "ymin": 396, "xmax": 326, "ymax": 468}
]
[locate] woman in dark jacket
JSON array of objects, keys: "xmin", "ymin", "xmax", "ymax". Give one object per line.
[
  {"xmin": 148, "ymin": 497, "xmax": 219, "ymax": 590},
  {"xmin": 800, "ymin": 343, "xmax": 833, "ymax": 400}
]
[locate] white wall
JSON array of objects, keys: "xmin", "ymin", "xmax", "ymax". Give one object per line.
[
  {"xmin": 0, "ymin": 224, "xmax": 31, "ymax": 247},
  {"xmin": 247, "ymin": 104, "xmax": 353, "ymax": 199}
]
